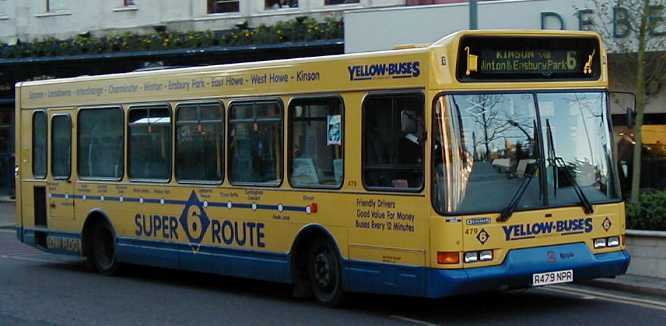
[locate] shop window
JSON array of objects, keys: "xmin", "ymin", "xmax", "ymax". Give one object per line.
[
  {"xmin": 46, "ymin": 0, "xmax": 66, "ymax": 12},
  {"xmin": 51, "ymin": 115, "xmax": 71, "ymax": 179},
  {"xmin": 78, "ymin": 108, "xmax": 124, "ymax": 180},
  {"xmin": 266, "ymin": 0, "xmax": 298, "ymax": 9},
  {"xmin": 363, "ymin": 93, "xmax": 424, "ymax": 190},
  {"xmin": 176, "ymin": 102, "xmax": 224, "ymax": 183},
  {"xmin": 289, "ymin": 97, "xmax": 343, "ymax": 188},
  {"xmin": 406, "ymin": 0, "xmax": 467, "ymax": 5},
  {"xmin": 325, "ymin": 0, "xmax": 359, "ymax": 5},
  {"xmin": 128, "ymin": 105, "xmax": 172, "ymax": 181},
  {"xmin": 208, "ymin": 0, "xmax": 239, "ymax": 13},
  {"xmin": 32, "ymin": 111, "xmax": 47, "ymax": 179},
  {"xmin": 0, "ymin": 109, "xmax": 13, "ymax": 196},
  {"xmin": 229, "ymin": 101, "xmax": 282, "ymax": 186},
  {"xmin": 613, "ymin": 113, "xmax": 666, "ymax": 193}
]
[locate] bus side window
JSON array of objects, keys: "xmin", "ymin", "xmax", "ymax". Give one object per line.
[
  {"xmin": 78, "ymin": 107, "xmax": 124, "ymax": 180},
  {"xmin": 128, "ymin": 105, "xmax": 172, "ymax": 181},
  {"xmin": 32, "ymin": 111, "xmax": 47, "ymax": 179},
  {"xmin": 363, "ymin": 93, "xmax": 424, "ymax": 191},
  {"xmin": 51, "ymin": 115, "xmax": 71, "ymax": 179},
  {"xmin": 175, "ymin": 102, "xmax": 224, "ymax": 183},
  {"xmin": 289, "ymin": 97, "xmax": 343, "ymax": 188},
  {"xmin": 228, "ymin": 100, "xmax": 282, "ymax": 186}
]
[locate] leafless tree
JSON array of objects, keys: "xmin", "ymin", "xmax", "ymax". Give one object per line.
[
  {"xmin": 463, "ymin": 94, "xmax": 526, "ymax": 160},
  {"xmin": 581, "ymin": 0, "xmax": 666, "ymax": 204}
]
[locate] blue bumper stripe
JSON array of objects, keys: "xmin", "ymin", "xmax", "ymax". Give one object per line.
[
  {"xmin": 18, "ymin": 230, "xmax": 629, "ymax": 299},
  {"xmin": 116, "ymin": 237, "xmax": 290, "ymax": 284},
  {"xmin": 425, "ymin": 243, "xmax": 630, "ymax": 298}
]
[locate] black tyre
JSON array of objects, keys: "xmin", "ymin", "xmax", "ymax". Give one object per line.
[
  {"xmin": 308, "ymin": 238, "xmax": 343, "ymax": 306},
  {"xmin": 87, "ymin": 222, "xmax": 118, "ymax": 275}
]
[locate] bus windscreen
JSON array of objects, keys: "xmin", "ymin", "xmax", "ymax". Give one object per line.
[{"xmin": 457, "ymin": 36, "xmax": 600, "ymax": 81}]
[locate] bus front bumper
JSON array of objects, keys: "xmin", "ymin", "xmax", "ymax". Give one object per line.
[{"xmin": 426, "ymin": 243, "xmax": 630, "ymax": 298}]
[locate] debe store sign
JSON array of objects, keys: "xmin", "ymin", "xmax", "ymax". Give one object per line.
[{"xmin": 538, "ymin": 0, "xmax": 666, "ymax": 52}]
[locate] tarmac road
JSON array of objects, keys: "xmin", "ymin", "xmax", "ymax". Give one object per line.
[{"xmin": 1, "ymin": 229, "xmax": 666, "ymax": 325}]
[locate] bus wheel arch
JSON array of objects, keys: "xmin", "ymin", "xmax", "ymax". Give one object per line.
[
  {"xmin": 81, "ymin": 210, "xmax": 119, "ymax": 275},
  {"xmin": 290, "ymin": 225, "xmax": 344, "ymax": 306}
]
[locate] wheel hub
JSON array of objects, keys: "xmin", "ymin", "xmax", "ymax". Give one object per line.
[{"xmin": 314, "ymin": 252, "xmax": 331, "ymax": 288}]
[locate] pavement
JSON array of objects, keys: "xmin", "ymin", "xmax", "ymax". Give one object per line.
[
  {"xmin": 582, "ymin": 274, "xmax": 666, "ymax": 298},
  {"xmin": 0, "ymin": 201, "xmax": 664, "ymax": 300},
  {"xmin": 0, "ymin": 202, "xmax": 15, "ymax": 228}
]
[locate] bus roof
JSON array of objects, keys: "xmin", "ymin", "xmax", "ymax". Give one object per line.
[{"xmin": 18, "ymin": 29, "xmax": 607, "ymax": 109}]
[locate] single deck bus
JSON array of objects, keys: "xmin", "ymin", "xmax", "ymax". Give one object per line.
[{"xmin": 15, "ymin": 30, "xmax": 629, "ymax": 305}]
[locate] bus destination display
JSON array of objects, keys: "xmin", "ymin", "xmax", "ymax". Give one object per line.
[{"xmin": 457, "ymin": 36, "xmax": 600, "ymax": 81}]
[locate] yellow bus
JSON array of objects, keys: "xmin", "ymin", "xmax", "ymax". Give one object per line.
[{"xmin": 15, "ymin": 30, "xmax": 629, "ymax": 305}]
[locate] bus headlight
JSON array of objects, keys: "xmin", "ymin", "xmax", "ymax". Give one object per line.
[
  {"xmin": 594, "ymin": 238, "xmax": 607, "ymax": 248},
  {"xmin": 594, "ymin": 236, "xmax": 621, "ymax": 249},
  {"xmin": 464, "ymin": 250, "xmax": 493, "ymax": 263},
  {"xmin": 607, "ymin": 236, "xmax": 620, "ymax": 247},
  {"xmin": 464, "ymin": 252, "xmax": 478, "ymax": 263},
  {"xmin": 479, "ymin": 250, "xmax": 493, "ymax": 261}
]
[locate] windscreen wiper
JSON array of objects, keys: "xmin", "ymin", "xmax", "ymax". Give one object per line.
[
  {"xmin": 498, "ymin": 162, "xmax": 538, "ymax": 222},
  {"xmin": 498, "ymin": 120, "xmax": 540, "ymax": 222},
  {"xmin": 545, "ymin": 119, "xmax": 594, "ymax": 214}
]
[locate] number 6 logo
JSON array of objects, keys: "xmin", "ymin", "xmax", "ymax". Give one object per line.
[{"xmin": 476, "ymin": 229, "xmax": 490, "ymax": 245}]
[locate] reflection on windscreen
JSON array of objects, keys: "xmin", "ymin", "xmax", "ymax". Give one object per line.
[
  {"xmin": 433, "ymin": 94, "xmax": 542, "ymax": 213},
  {"xmin": 539, "ymin": 92, "xmax": 618, "ymax": 206},
  {"xmin": 433, "ymin": 92, "xmax": 619, "ymax": 215}
]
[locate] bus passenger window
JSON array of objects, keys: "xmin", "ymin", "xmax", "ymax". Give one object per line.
[
  {"xmin": 32, "ymin": 111, "xmax": 48, "ymax": 179},
  {"xmin": 128, "ymin": 105, "xmax": 172, "ymax": 181},
  {"xmin": 176, "ymin": 102, "xmax": 224, "ymax": 183},
  {"xmin": 363, "ymin": 94, "xmax": 424, "ymax": 190},
  {"xmin": 289, "ymin": 97, "xmax": 343, "ymax": 188},
  {"xmin": 229, "ymin": 101, "xmax": 282, "ymax": 185},
  {"xmin": 51, "ymin": 115, "xmax": 71, "ymax": 179},
  {"xmin": 78, "ymin": 108, "xmax": 124, "ymax": 180}
]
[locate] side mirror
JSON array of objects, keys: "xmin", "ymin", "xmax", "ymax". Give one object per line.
[
  {"xmin": 626, "ymin": 107, "xmax": 636, "ymax": 128},
  {"xmin": 610, "ymin": 91, "xmax": 636, "ymax": 128}
]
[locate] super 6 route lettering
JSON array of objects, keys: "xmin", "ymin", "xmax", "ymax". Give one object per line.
[{"xmin": 134, "ymin": 191, "xmax": 266, "ymax": 251}]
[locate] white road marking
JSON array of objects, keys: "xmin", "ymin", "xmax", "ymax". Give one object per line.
[
  {"xmin": 390, "ymin": 315, "xmax": 438, "ymax": 326},
  {"xmin": 542, "ymin": 285, "xmax": 666, "ymax": 312}
]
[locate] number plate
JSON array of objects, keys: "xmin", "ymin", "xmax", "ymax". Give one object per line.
[{"xmin": 532, "ymin": 270, "xmax": 574, "ymax": 286}]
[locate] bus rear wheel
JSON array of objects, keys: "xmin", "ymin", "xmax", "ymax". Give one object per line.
[
  {"xmin": 308, "ymin": 239, "xmax": 343, "ymax": 306},
  {"xmin": 87, "ymin": 222, "xmax": 118, "ymax": 275}
]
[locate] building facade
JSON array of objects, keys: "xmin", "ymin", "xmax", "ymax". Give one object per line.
[
  {"xmin": 0, "ymin": 0, "xmax": 411, "ymax": 197},
  {"xmin": 0, "ymin": 0, "xmax": 405, "ymax": 44},
  {"xmin": 1, "ymin": 0, "xmax": 664, "ymax": 197},
  {"xmin": 345, "ymin": 0, "xmax": 666, "ymax": 194}
]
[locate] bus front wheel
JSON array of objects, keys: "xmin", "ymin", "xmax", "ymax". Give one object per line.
[
  {"xmin": 87, "ymin": 222, "xmax": 118, "ymax": 275},
  {"xmin": 308, "ymin": 239, "xmax": 343, "ymax": 306}
]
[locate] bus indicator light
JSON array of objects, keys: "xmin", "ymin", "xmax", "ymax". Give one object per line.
[
  {"xmin": 309, "ymin": 203, "xmax": 318, "ymax": 214},
  {"xmin": 437, "ymin": 251, "xmax": 460, "ymax": 264}
]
